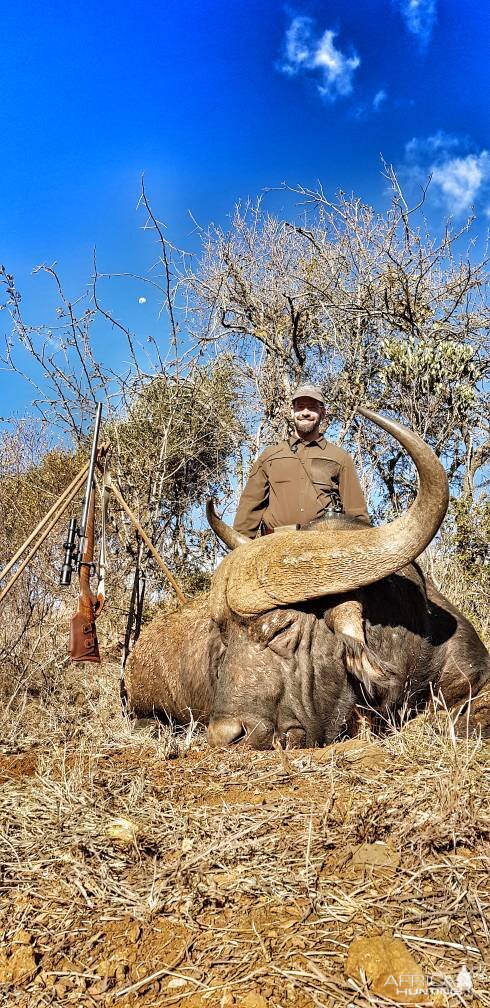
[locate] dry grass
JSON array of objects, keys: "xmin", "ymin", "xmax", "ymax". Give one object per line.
[
  {"xmin": 421, "ymin": 549, "xmax": 490, "ymax": 650},
  {"xmin": 0, "ymin": 662, "xmax": 489, "ymax": 1008}
]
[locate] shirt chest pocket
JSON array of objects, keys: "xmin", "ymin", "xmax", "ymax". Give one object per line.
[
  {"xmin": 267, "ymin": 456, "xmax": 301, "ymax": 484},
  {"xmin": 310, "ymin": 458, "xmax": 340, "ymax": 487}
]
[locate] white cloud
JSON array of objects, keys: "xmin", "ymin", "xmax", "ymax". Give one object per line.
[
  {"xmin": 405, "ymin": 130, "xmax": 461, "ymax": 160},
  {"xmin": 373, "ymin": 89, "xmax": 387, "ymax": 111},
  {"xmin": 280, "ymin": 16, "xmax": 360, "ymax": 101},
  {"xmin": 432, "ymin": 153, "xmax": 490, "ymax": 212},
  {"xmin": 394, "ymin": 0, "xmax": 437, "ymax": 45},
  {"xmin": 282, "ymin": 16, "xmax": 310, "ymax": 72},
  {"xmin": 404, "ymin": 132, "xmax": 490, "ymax": 214}
]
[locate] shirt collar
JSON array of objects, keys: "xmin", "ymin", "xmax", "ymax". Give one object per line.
[{"xmin": 289, "ymin": 434, "xmax": 326, "ymax": 450}]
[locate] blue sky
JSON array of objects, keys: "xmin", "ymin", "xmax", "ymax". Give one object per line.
[{"xmin": 1, "ymin": 0, "xmax": 489, "ymax": 416}]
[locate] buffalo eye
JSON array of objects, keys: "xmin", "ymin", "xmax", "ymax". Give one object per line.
[
  {"xmin": 248, "ymin": 613, "xmax": 301, "ymax": 657},
  {"xmin": 248, "ymin": 613, "xmax": 290, "ymax": 643},
  {"xmin": 215, "ymin": 646, "xmax": 226, "ymax": 680},
  {"xmin": 210, "ymin": 619, "xmax": 227, "ymax": 680},
  {"xmin": 267, "ymin": 621, "xmax": 302, "ymax": 658}
]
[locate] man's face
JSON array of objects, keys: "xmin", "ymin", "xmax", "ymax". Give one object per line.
[{"xmin": 292, "ymin": 396, "xmax": 325, "ymax": 436}]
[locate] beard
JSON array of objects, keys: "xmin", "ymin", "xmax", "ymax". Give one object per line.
[{"xmin": 294, "ymin": 417, "xmax": 319, "ymax": 434}]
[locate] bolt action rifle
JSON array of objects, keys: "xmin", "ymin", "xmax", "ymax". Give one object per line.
[{"xmin": 60, "ymin": 403, "xmax": 106, "ymax": 662}]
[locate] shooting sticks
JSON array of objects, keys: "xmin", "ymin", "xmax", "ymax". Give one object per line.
[{"xmin": 0, "ymin": 464, "xmax": 187, "ymax": 609}]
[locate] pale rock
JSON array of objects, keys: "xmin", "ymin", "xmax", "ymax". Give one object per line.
[
  {"xmin": 106, "ymin": 816, "xmax": 138, "ymax": 844},
  {"xmin": 346, "ymin": 932, "xmax": 437, "ymax": 1004},
  {"xmin": 351, "ymin": 840, "xmax": 401, "ymax": 872},
  {"xmin": 242, "ymin": 993, "xmax": 269, "ymax": 1008}
]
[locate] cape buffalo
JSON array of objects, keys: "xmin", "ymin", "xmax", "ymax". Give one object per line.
[{"xmin": 124, "ymin": 408, "xmax": 490, "ymax": 747}]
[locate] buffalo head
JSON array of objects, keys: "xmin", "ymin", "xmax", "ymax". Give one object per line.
[{"xmin": 206, "ymin": 407, "xmax": 449, "ymax": 748}]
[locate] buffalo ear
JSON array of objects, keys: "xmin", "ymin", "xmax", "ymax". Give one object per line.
[{"xmin": 340, "ymin": 634, "xmax": 400, "ymax": 705}]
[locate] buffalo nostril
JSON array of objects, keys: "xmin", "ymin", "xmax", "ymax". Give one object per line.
[{"xmin": 207, "ymin": 717, "xmax": 247, "ymax": 747}]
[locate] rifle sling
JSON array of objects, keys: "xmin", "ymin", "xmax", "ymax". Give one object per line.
[{"xmin": 289, "ymin": 441, "xmax": 340, "ymax": 511}]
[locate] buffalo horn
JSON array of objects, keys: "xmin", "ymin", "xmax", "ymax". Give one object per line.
[
  {"xmin": 206, "ymin": 499, "xmax": 251, "ymax": 551},
  {"xmin": 220, "ymin": 407, "xmax": 450, "ymax": 617}
]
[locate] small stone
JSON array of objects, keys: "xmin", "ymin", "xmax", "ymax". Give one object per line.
[
  {"xmin": 242, "ymin": 993, "xmax": 269, "ymax": 1008},
  {"xmin": 167, "ymin": 977, "xmax": 188, "ymax": 988},
  {"xmin": 351, "ymin": 841, "xmax": 400, "ymax": 872},
  {"xmin": 346, "ymin": 932, "xmax": 435, "ymax": 1004},
  {"xmin": 106, "ymin": 816, "xmax": 138, "ymax": 844}
]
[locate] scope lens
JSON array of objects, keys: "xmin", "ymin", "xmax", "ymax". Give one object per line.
[{"xmin": 60, "ymin": 565, "xmax": 72, "ymax": 586}]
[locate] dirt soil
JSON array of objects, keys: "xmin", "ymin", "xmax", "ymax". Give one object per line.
[{"xmin": 0, "ymin": 715, "xmax": 489, "ymax": 1008}]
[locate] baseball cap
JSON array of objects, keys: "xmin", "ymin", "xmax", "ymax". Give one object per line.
[{"xmin": 291, "ymin": 384, "xmax": 325, "ymax": 405}]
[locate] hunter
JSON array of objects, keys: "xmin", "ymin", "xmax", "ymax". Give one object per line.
[
  {"xmin": 234, "ymin": 384, "xmax": 370, "ymax": 537},
  {"xmin": 233, "ymin": 384, "xmax": 374, "ymax": 666}
]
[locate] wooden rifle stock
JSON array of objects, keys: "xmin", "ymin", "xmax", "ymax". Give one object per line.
[{"xmin": 69, "ymin": 484, "xmax": 101, "ymax": 663}]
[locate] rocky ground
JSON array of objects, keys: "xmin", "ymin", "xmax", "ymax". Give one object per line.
[{"xmin": 0, "ymin": 665, "xmax": 489, "ymax": 1008}]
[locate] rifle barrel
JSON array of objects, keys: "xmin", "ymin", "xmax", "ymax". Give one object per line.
[{"xmin": 79, "ymin": 403, "xmax": 103, "ymax": 551}]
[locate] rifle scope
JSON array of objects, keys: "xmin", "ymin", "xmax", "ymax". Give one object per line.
[
  {"xmin": 60, "ymin": 517, "xmax": 78, "ymax": 586},
  {"xmin": 59, "ymin": 401, "xmax": 103, "ymax": 587}
]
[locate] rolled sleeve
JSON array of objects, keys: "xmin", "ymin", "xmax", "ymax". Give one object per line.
[
  {"xmin": 339, "ymin": 457, "xmax": 370, "ymax": 524},
  {"xmin": 233, "ymin": 459, "xmax": 270, "ymax": 538}
]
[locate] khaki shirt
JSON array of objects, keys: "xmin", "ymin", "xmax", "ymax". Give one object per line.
[{"xmin": 234, "ymin": 435, "xmax": 370, "ymax": 537}]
